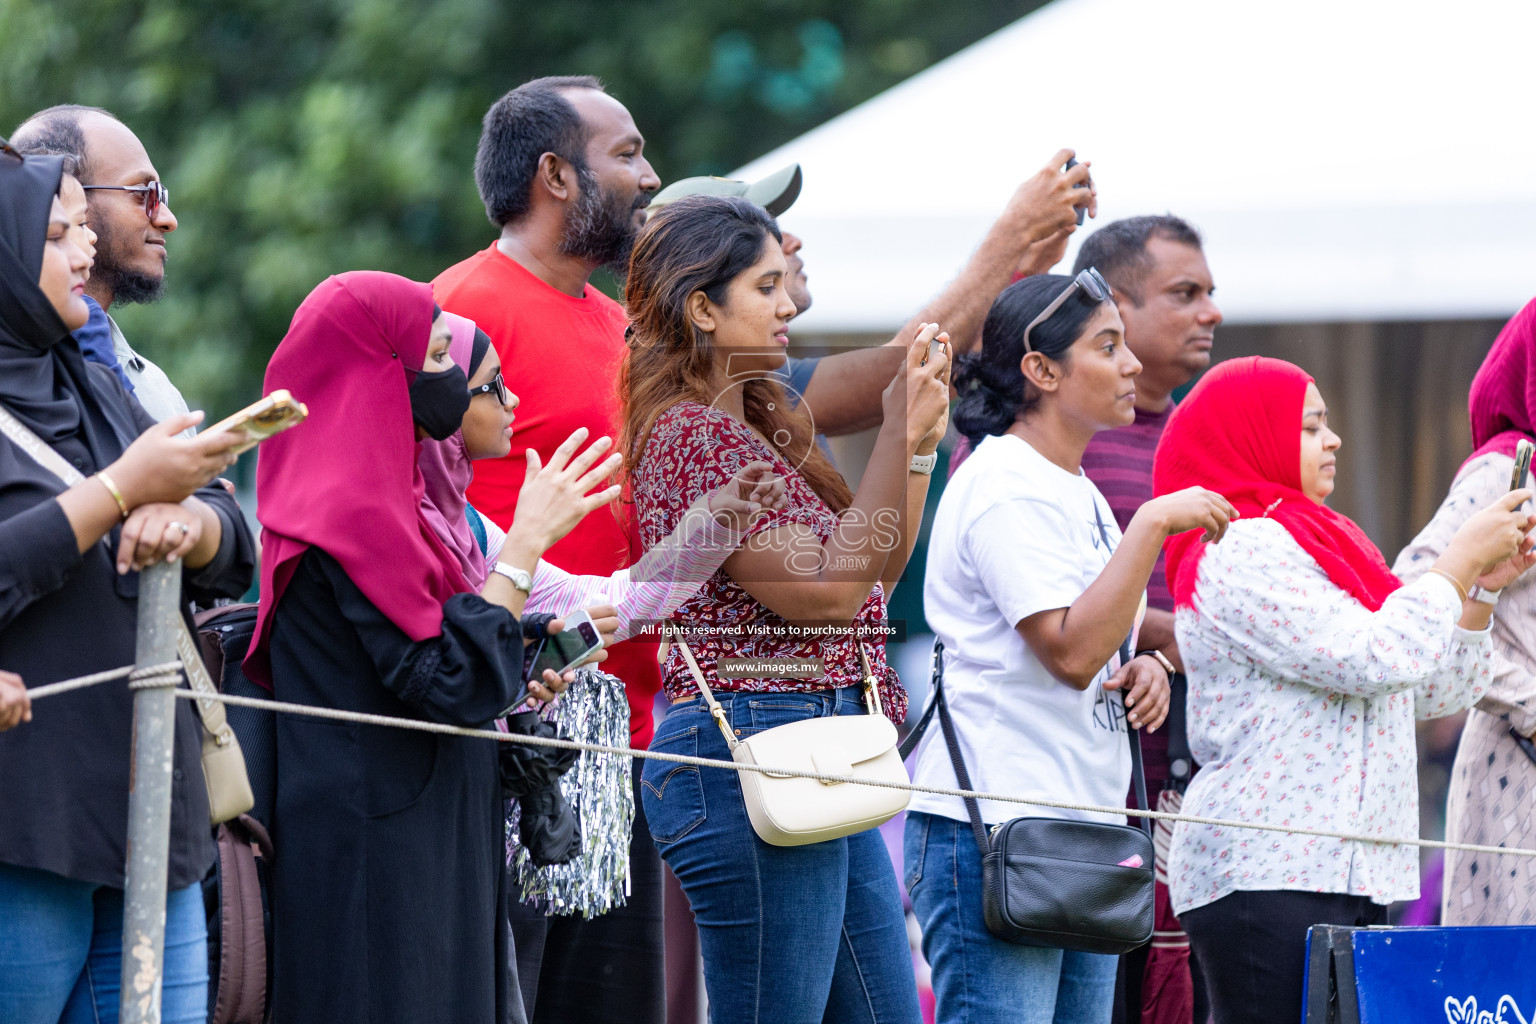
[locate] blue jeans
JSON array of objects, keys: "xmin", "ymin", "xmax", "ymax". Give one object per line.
[
  {"xmin": 0, "ymin": 862, "xmax": 208, "ymax": 1024},
  {"xmin": 904, "ymin": 812, "xmax": 1118, "ymax": 1024},
  {"xmin": 644, "ymin": 687, "xmax": 921, "ymax": 1024}
]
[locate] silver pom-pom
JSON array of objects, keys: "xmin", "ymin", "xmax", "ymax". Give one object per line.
[{"xmin": 506, "ymin": 667, "xmax": 634, "ymax": 918}]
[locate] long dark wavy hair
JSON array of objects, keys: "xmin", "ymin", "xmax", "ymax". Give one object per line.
[{"xmin": 618, "ymin": 195, "xmax": 852, "ymax": 512}]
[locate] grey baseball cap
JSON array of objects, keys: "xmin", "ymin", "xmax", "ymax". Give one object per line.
[{"xmin": 647, "ymin": 163, "xmax": 802, "ymax": 217}]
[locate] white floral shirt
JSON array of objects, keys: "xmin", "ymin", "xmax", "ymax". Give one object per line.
[{"xmin": 1168, "ymin": 517, "xmax": 1493, "ymax": 914}]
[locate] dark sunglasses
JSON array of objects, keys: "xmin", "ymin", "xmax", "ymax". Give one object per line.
[
  {"xmin": 469, "ymin": 371, "xmax": 510, "ymax": 405},
  {"xmin": 83, "ymin": 180, "xmax": 169, "ymax": 219},
  {"xmin": 1022, "ymin": 267, "xmax": 1113, "ymax": 354}
]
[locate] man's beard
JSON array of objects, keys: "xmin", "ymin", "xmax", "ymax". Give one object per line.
[
  {"xmin": 90, "ymin": 215, "xmax": 165, "ymax": 304},
  {"xmin": 558, "ymin": 166, "xmax": 645, "ymax": 270}
]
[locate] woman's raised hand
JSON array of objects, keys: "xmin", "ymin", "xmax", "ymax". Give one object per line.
[
  {"xmin": 1443, "ymin": 489, "xmax": 1536, "ymax": 589},
  {"xmin": 1140, "ymin": 486, "xmax": 1238, "ymax": 544},
  {"xmin": 708, "ymin": 460, "xmax": 786, "ymax": 532},
  {"xmin": 0, "ymin": 670, "xmax": 30, "ymax": 732},
  {"xmin": 881, "ymin": 323, "xmax": 951, "ymax": 455},
  {"xmin": 506, "ymin": 428, "xmax": 623, "ymax": 559},
  {"xmin": 105, "ymin": 412, "xmax": 242, "ymax": 509}
]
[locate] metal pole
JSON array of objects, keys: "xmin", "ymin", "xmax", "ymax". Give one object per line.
[{"xmin": 120, "ymin": 560, "xmax": 182, "ymax": 1024}]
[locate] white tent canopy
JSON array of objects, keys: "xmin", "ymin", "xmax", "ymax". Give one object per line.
[{"xmin": 733, "ymin": 0, "xmax": 1536, "ymax": 332}]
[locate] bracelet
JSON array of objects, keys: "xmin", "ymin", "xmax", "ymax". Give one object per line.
[
  {"xmin": 95, "ymin": 471, "xmax": 129, "ymax": 519},
  {"xmin": 1427, "ymin": 567, "xmax": 1470, "ymax": 605},
  {"xmin": 1145, "ymin": 649, "xmax": 1177, "ymax": 675}
]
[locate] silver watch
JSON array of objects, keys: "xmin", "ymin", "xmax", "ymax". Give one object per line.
[
  {"xmin": 493, "ymin": 562, "xmax": 534, "ymax": 594},
  {"xmin": 909, "ymin": 452, "xmax": 937, "ymax": 476}
]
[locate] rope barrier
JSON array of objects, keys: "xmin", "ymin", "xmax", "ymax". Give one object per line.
[{"xmin": 24, "ymin": 664, "xmax": 1536, "ymax": 860}]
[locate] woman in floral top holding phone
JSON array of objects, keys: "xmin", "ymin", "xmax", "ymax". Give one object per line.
[
  {"xmin": 1153, "ymin": 356, "xmax": 1536, "ymax": 1024},
  {"xmin": 618, "ymin": 195, "xmax": 950, "ymax": 1023}
]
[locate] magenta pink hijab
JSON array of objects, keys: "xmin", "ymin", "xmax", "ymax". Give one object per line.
[
  {"xmin": 1467, "ymin": 296, "xmax": 1536, "ymax": 467},
  {"xmin": 416, "ymin": 311, "xmax": 488, "ymax": 590},
  {"xmin": 246, "ymin": 272, "xmax": 473, "ymax": 687}
]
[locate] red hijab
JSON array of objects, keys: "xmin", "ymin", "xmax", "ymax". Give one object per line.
[
  {"xmin": 245, "ymin": 272, "xmax": 472, "ymax": 687},
  {"xmin": 1466, "ymin": 296, "xmax": 1536, "ymax": 467},
  {"xmin": 1153, "ymin": 356, "xmax": 1402, "ymax": 612}
]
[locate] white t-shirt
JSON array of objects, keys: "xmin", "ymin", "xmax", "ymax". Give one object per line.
[{"xmin": 911, "ymin": 432, "xmax": 1132, "ymax": 826}]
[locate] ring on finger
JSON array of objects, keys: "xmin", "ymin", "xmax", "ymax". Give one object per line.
[{"xmin": 172, "ymin": 521, "xmax": 190, "ymax": 536}]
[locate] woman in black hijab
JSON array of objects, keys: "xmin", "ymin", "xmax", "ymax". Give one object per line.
[{"xmin": 0, "ymin": 144, "xmax": 257, "ymax": 1024}]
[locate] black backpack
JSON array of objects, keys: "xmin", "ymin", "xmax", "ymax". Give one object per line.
[{"xmin": 195, "ymin": 604, "xmax": 274, "ymax": 1024}]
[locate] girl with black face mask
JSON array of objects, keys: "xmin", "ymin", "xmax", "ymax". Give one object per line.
[{"xmin": 247, "ymin": 272, "xmax": 622, "ymax": 1024}]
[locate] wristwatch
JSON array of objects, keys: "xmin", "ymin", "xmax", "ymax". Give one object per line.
[
  {"xmin": 909, "ymin": 452, "xmax": 937, "ymax": 476},
  {"xmin": 492, "ymin": 562, "xmax": 534, "ymax": 594},
  {"xmin": 1470, "ymin": 584, "xmax": 1502, "ymax": 608}
]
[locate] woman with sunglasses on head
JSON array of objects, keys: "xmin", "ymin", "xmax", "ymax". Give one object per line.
[
  {"xmin": 908, "ymin": 271, "xmax": 1234, "ymax": 1024},
  {"xmin": 1154, "ymin": 356, "xmax": 1536, "ymax": 1024},
  {"xmin": 0, "ymin": 145, "xmax": 255, "ymax": 1023},
  {"xmin": 619, "ymin": 195, "xmax": 950, "ymax": 1024}
]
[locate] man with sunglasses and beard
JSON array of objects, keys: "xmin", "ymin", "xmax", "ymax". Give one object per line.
[
  {"xmin": 432, "ymin": 75, "xmax": 667, "ymax": 1024},
  {"xmin": 11, "ymin": 106, "xmax": 191, "ymax": 430}
]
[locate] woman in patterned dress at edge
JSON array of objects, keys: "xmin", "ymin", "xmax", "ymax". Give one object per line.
[
  {"xmin": 617, "ymin": 195, "xmax": 950, "ymax": 1024},
  {"xmin": 1394, "ymin": 298, "xmax": 1536, "ymax": 926},
  {"xmin": 1153, "ymin": 356, "xmax": 1536, "ymax": 1024}
]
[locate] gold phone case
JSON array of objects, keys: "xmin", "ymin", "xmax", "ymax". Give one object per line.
[
  {"xmin": 207, "ymin": 389, "xmax": 309, "ymax": 456},
  {"xmin": 1512, "ymin": 439, "xmax": 1534, "ymax": 493}
]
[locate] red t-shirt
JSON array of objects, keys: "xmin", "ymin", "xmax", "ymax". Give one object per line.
[{"xmin": 433, "ymin": 244, "xmax": 663, "ymax": 746}]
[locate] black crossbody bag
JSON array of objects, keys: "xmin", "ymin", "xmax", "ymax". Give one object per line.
[{"xmin": 900, "ymin": 506, "xmax": 1155, "ymax": 955}]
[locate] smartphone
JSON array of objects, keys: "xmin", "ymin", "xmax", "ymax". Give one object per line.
[
  {"xmin": 922, "ymin": 331, "xmax": 947, "ymax": 367},
  {"xmin": 524, "ymin": 610, "xmax": 604, "ymax": 684},
  {"xmin": 1063, "ymin": 157, "xmax": 1089, "ymax": 226},
  {"xmin": 205, "ymin": 389, "xmax": 309, "ymax": 456},
  {"xmin": 1510, "ymin": 439, "xmax": 1533, "ymax": 495}
]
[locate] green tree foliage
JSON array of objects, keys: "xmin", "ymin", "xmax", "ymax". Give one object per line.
[{"xmin": 0, "ymin": 0, "xmax": 1034, "ymax": 421}]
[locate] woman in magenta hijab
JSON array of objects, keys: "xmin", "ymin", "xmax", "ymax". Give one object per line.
[
  {"xmin": 247, "ymin": 271, "xmax": 619, "ymax": 1024},
  {"xmin": 1394, "ymin": 297, "xmax": 1536, "ymax": 926}
]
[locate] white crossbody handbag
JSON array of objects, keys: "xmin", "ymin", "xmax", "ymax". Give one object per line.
[{"xmin": 676, "ymin": 640, "xmax": 910, "ymax": 847}]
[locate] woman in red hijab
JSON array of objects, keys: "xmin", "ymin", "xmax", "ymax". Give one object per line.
[
  {"xmin": 1394, "ymin": 298, "xmax": 1536, "ymax": 927},
  {"xmin": 248, "ymin": 271, "xmax": 620, "ymax": 1024},
  {"xmin": 1153, "ymin": 356, "xmax": 1535, "ymax": 1024}
]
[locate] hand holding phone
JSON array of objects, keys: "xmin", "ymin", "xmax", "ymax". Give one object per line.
[
  {"xmin": 1063, "ymin": 157, "xmax": 1091, "ymax": 227},
  {"xmin": 502, "ymin": 610, "xmax": 606, "ymax": 715},
  {"xmin": 1510, "ymin": 439, "xmax": 1533, "ymax": 500}
]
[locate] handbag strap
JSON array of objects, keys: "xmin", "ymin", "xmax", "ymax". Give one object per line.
[
  {"xmin": 676, "ymin": 637, "xmax": 884, "ymax": 754},
  {"xmin": 0, "ymin": 403, "xmax": 235, "ymax": 747}
]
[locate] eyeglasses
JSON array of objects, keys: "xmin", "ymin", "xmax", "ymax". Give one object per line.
[
  {"xmin": 469, "ymin": 371, "xmax": 510, "ymax": 405},
  {"xmin": 83, "ymin": 181, "xmax": 170, "ymax": 219},
  {"xmin": 1022, "ymin": 267, "xmax": 1113, "ymax": 354}
]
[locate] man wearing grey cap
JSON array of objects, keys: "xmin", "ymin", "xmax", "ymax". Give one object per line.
[{"xmin": 648, "ymin": 149, "xmax": 1097, "ymax": 438}]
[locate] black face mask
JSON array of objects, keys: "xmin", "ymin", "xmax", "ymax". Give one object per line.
[{"xmin": 409, "ymin": 365, "xmax": 471, "ymax": 441}]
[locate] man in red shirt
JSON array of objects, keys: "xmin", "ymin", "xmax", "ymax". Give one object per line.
[{"xmin": 433, "ymin": 75, "xmax": 665, "ymax": 1024}]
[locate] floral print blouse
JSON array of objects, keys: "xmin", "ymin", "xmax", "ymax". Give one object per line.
[
  {"xmin": 1168, "ymin": 517, "xmax": 1493, "ymax": 914},
  {"xmin": 630, "ymin": 401, "xmax": 906, "ymax": 722}
]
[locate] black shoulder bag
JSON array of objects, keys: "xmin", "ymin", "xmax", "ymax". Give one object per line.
[{"xmin": 900, "ymin": 505, "xmax": 1155, "ymax": 955}]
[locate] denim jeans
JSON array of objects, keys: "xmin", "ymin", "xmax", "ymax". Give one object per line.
[
  {"xmin": 0, "ymin": 862, "xmax": 208, "ymax": 1024},
  {"xmin": 643, "ymin": 687, "xmax": 921, "ymax": 1024},
  {"xmin": 905, "ymin": 812, "xmax": 1118, "ymax": 1024}
]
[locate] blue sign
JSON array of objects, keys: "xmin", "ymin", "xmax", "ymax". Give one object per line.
[{"xmin": 1306, "ymin": 926, "xmax": 1536, "ymax": 1024}]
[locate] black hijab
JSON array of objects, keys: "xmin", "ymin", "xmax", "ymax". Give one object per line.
[{"xmin": 0, "ymin": 153, "xmax": 121, "ymax": 462}]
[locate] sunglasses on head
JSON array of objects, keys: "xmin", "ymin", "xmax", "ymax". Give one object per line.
[
  {"xmin": 469, "ymin": 371, "xmax": 510, "ymax": 405},
  {"xmin": 1022, "ymin": 267, "xmax": 1113, "ymax": 354},
  {"xmin": 83, "ymin": 180, "xmax": 169, "ymax": 219}
]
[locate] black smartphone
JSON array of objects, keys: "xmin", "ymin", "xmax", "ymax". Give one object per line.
[{"xmin": 1063, "ymin": 157, "xmax": 1089, "ymax": 226}]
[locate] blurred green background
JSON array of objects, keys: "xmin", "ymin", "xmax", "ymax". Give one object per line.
[{"xmin": 2, "ymin": 0, "xmax": 1038, "ymax": 428}]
